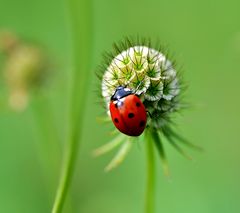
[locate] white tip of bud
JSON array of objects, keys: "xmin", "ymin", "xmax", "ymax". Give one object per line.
[{"xmin": 102, "ymin": 46, "xmax": 179, "ymax": 105}]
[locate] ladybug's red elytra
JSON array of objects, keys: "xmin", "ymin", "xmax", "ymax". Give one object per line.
[{"xmin": 109, "ymin": 86, "xmax": 147, "ymax": 136}]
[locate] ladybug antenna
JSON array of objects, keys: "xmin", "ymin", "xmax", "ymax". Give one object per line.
[
  {"xmin": 132, "ymin": 72, "xmax": 147, "ymax": 95},
  {"xmin": 132, "ymin": 82, "xmax": 141, "ymax": 94},
  {"xmin": 124, "ymin": 81, "xmax": 130, "ymax": 89}
]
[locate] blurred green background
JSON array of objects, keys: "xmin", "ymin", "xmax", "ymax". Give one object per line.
[{"xmin": 0, "ymin": 0, "xmax": 240, "ymax": 212}]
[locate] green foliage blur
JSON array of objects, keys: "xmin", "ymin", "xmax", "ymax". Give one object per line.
[{"xmin": 0, "ymin": 0, "xmax": 240, "ymax": 212}]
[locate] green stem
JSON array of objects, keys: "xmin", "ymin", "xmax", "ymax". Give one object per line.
[
  {"xmin": 145, "ymin": 130, "xmax": 156, "ymax": 213},
  {"xmin": 52, "ymin": 0, "xmax": 92, "ymax": 212}
]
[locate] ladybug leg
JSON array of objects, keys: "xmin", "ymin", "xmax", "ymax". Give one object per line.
[{"xmin": 146, "ymin": 110, "xmax": 153, "ymax": 118}]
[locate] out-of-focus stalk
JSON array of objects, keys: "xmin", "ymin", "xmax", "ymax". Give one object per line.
[{"xmin": 52, "ymin": 0, "xmax": 92, "ymax": 212}]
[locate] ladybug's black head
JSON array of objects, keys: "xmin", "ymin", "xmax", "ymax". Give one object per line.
[{"xmin": 111, "ymin": 86, "xmax": 133, "ymax": 101}]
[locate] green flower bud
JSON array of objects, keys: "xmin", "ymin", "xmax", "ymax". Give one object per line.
[
  {"xmin": 102, "ymin": 44, "xmax": 180, "ymax": 129},
  {"xmin": 95, "ymin": 38, "xmax": 200, "ymax": 172}
]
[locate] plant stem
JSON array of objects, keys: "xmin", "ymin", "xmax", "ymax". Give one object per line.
[
  {"xmin": 52, "ymin": 0, "xmax": 92, "ymax": 212},
  {"xmin": 145, "ymin": 130, "xmax": 156, "ymax": 213}
]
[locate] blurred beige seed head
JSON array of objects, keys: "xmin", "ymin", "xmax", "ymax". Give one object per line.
[
  {"xmin": 8, "ymin": 89, "xmax": 29, "ymax": 112},
  {"xmin": 0, "ymin": 30, "xmax": 19, "ymax": 54},
  {"xmin": 0, "ymin": 31, "xmax": 51, "ymax": 112}
]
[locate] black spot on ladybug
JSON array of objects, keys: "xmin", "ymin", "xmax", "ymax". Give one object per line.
[
  {"xmin": 136, "ymin": 102, "xmax": 141, "ymax": 107},
  {"xmin": 114, "ymin": 104, "xmax": 118, "ymax": 108},
  {"xmin": 139, "ymin": 120, "xmax": 145, "ymax": 127},
  {"xmin": 114, "ymin": 118, "xmax": 119, "ymax": 123},
  {"xmin": 128, "ymin": 113, "xmax": 135, "ymax": 118}
]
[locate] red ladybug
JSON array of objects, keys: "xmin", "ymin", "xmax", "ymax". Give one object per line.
[{"xmin": 109, "ymin": 86, "xmax": 147, "ymax": 136}]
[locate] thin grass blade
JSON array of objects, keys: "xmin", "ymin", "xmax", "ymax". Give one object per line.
[
  {"xmin": 164, "ymin": 126, "xmax": 203, "ymax": 151},
  {"xmin": 150, "ymin": 130, "xmax": 170, "ymax": 176},
  {"xmin": 93, "ymin": 134, "xmax": 125, "ymax": 157},
  {"xmin": 105, "ymin": 139, "xmax": 132, "ymax": 172}
]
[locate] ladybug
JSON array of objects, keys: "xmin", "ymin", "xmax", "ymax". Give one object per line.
[{"xmin": 109, "ymin": 86, "xmax": 147, "ymax": 136}]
